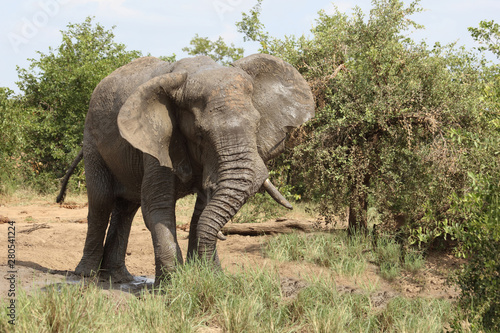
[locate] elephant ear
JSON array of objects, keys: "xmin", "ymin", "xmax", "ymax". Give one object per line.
[
  {"xmin": 232, "ymin": 54, "xmax": 315, "ymax": 161},
  {"xmin": 117, "ymin": 72, "xmax": 192, "ymax": 182}
]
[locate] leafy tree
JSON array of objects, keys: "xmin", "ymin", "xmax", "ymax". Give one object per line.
[
  {"xmin": 235, "ymin": 0, "xmax": 270, "ymax": 51},
  {"xmin": 237, "ymin": 0, "xmax": 492, "ymax": 234},
  {"xmin": 470, "ymin": 20, "xmax": 500, "ymax": 116},
  {"xmin": 469, "ymin": 20, "xmax": 500, "ymax": 57},
  {"xmin": 447, "ymin": 19, "xmax": 500, "ymax": 332},
  {"xmin": 0, "ymin": 88, "xmax": 32, "ymax": 193},
  {"xmin": 182, "ymin": 34, "xmax": 244, "ymax": 65},
  {"xmin": 451, "ymin": 173, "xmax": 500, "ymax": 331},
  {"xmin": 16, "ymin": 17, "xmax": 141, "ymax": 182},
  {"xmin": 159, "ymin": 54, "xmax": 177, "ymax": 63},
  {"xmin": 0, "ymin": 88, "xmax": 25, "ymax": 158}
]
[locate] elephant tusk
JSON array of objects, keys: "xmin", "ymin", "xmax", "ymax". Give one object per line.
[
  {"xmin": 263, "ymin": 179, "xmax": 293, "ymax": 210},
  {"xmin": 217, "ymin": 231, "xmax": 227, "ymax": 241}
]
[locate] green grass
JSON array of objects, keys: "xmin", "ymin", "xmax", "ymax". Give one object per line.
[
  {"xmin": 264, "ymin": 232, "xmax": 371, "ymax": 276},
  {"xmin": 377, "ymin": 296, "xmax": 453, "ymax": 332},
  {"xmin": 372, "ymin": 234, "xmax": 425, "ymax": 280},
  {"xmin": 264, "ymin": 230, "xmax": 425, "ymax": 280},
  {"xmin": 0, "ymin": 196, "xmax": 449, "ymax": 332},
  {"xmin": 0, "ymin": 185, "xmax": 88, "ymax": 206},
  {"xmin": 175, "ymin": 194, "xmax": 197, "ymax": 225},
  {"xmin": 402, "ymin": 247, "xmax": 425, "ymax": 273},
  {"xmin": 1, "ymin": 261, "xmax": 454, "ymax": 332},
  {"xmin": 373, "ymin": 236, "xmax": 402, "ymax": 280}
]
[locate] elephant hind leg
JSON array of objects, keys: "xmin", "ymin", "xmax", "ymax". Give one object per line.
[
  {"xmin": 75, "ymin": 150, "xmax": 114, "ymax": 277},
  {"xmin": 100, "ymin": 198, "xmax": 139, "ymax": 283},
  {"xmin": 75, "ymin": 197, "xmax": 113, "ymax": 277}
]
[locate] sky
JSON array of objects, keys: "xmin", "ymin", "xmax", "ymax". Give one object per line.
[{"xmin": 1, "ymin": 0, "xmax": 499, "ymax": 93}]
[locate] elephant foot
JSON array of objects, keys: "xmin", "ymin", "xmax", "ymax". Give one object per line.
[
  {"xmin": 153, "ymin": 265, "xmax": 177, "ymax": 288},
  {"xmin": 99, "ymin": 265, "xmax": 134, "ymax": 283},
  {"xmin": 74, "ymin": 258, "xmax": 101, "ymax": 277}
]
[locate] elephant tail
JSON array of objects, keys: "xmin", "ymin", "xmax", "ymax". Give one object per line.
[{"xmin": 56, "ymin": 149, "xmax": 84, "ymax": 203}]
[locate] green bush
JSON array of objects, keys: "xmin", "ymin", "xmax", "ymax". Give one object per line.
[
  {"xmin": 452, "ymin": 174, "xmax": 500, "ymax": 331},
  {"xmin": 15, "ymin": 17, "xmax": 141, "ymax": 187},
  {"xmin": 0, "ymin": 88, "xmax": 32, "ymax": 194},
  {"xmin": 237, "ymin": 0, "xmax": 493, "ymax": 236}
]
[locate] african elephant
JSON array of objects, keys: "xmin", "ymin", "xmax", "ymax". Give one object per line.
[{"xmin": 58, "ymin": 54, "xmax": 314, "ymax": 284}]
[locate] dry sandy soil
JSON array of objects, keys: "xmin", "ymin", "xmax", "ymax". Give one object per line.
[{"xmin": 0, "ymin": 195, "xmax": 460, "ymax": 302}]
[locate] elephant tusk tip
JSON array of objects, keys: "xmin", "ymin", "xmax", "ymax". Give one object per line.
[
  {"xmin": 282, "ymin": 201, "xmax": 293, "ymax": 210},
  {"xmin": 263, "ymin": 178, "xmax": 294, "ymax": 210},
  {"xmin": 217, "ymin": 231, "xmax": 227, "ymax": 241}
]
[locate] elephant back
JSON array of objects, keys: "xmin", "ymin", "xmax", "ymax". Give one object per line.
[{"xmin": 89, "ymin": 57, "xmax": 173, "ymax": 118}]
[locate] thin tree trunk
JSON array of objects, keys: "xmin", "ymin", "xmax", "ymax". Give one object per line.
[{"xmin": 348, "ymin": 174, "xmax": 370, "ymax": 235}]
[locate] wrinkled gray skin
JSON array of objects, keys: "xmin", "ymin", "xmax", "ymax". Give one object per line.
[{"xmin": 74, "ymin": 54, "xmax": 314, "ymax": 285}]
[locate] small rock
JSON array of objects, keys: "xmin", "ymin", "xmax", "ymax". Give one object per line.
[{"xmin": 281, "ymin": 277, "xmax": 308, "ymax": 299}]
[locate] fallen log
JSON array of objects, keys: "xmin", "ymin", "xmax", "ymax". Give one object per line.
[{"xmin": 221, "ymin": 219, "xmax": 315, "ymax": 236}]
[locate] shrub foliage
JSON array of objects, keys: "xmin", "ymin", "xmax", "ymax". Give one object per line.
[
  {"xmin": 7, "ymin": 17, "xmax": 141, "ymax": 191},
  {"xmin": 237, "ymin": 0, "xmax": 497, "ymax": 236}
]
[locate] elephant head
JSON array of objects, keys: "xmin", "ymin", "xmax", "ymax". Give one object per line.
[{"xmin": 117, "ymin": 54, "xmax": 315, "ymax": 261}]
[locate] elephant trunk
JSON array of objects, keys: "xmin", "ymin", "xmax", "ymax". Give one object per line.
[{"xmin": 196, "ymin": 149, "xmax": 267, "ymax": 261}]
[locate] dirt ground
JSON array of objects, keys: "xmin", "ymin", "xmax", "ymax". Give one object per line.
[{"xmin": 0, "ymin": 197, "xmax": 460, "ymax": 302}]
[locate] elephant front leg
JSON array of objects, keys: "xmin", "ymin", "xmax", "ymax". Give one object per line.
[
  {"xmin": 187, "ymin": 192, "xmax": 206, "ymax": 260},
  {"xmin": 149, "ymin": 218, "xmax": 182, "ymax": 281},
  {"xmin": 187, "ymin": 192, "xmax": 222, "ymax": 267},
  {"xmin": 142, "ymin": 156, "xmax": 183, "ymax": 286}
]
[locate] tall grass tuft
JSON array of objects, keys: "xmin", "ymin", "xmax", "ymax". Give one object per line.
[
  {"xmin": 373, "ymin": 235, "xmax": 402, "ymax": 280},
  {"xmin": 264, "ymin": 231, "xmax": 370, "ymax": 276},
  {"xmin": 372, "ymin": 233, "xmax": 425, "ymax": 280},
  {"xmin": 264, "ymin": 230, "xmax": 426, "ymax": 281},
  {"xmin": 378, "ymin": 297, "xmax": 453, "ymax": 332}
]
